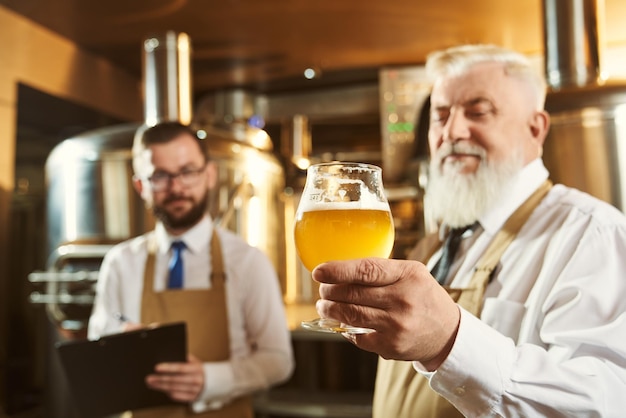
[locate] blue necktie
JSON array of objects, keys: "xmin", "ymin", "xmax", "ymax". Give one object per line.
[{"xmin": 168, "ymin": 241, "xmax": 186, "ymax": 289}]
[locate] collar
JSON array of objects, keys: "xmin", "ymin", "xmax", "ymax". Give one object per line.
[{"xmin": 154, "ymin": 215, "xmax": 214, "ymax": 255}]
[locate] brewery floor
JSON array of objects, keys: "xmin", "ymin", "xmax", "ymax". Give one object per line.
[
  {"xmin": 0, "ymin": 406, "xmax": 42, "ymax": 418},
  {"xmin": 2, "ymin": 399, "xmax": 373, "ymax": 418}
]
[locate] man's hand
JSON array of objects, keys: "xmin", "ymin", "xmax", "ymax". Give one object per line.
[
  {"xmin": 120, "ymin": 322, "xmax": 145, "ymax": 332},
  {"xmin": 145, "ymin": 354, "xmax": 205, "ymax": 402},
  {"xmin": 313, "ymin": 257, "xmax": 460, "ymax": 371}
]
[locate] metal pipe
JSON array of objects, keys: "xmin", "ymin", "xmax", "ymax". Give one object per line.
[
  {"xmin": 543, "ymin": 0, "xmax": 603, "ymax": 89},
  {"xmin": 289, "ymin": 115, "xmax": 312, "ymax": 169},
  {"xmin": 143, "ymin": 31, "xmax": 193, "ymax": 126}
]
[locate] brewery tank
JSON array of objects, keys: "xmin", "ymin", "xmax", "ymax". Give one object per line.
[
  {"xmin": 541, "ymin": 0, "xmax": 626, "ymax": 211},
  {"xmin": 34, "ymin": 124, "xmax": 150, "ymax": 333},
  {"xmin": 196, "ymin": 91, "xmax": 287, "ymax": 283},
  {"xmin": 45, "ymin": 123, "xmax": 149, "ymax": 254}
]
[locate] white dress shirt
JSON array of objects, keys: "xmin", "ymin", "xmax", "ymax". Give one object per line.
[
  {"xmin": 88, "ymin": 215, "xmax": 294, "ymax": 412},
  {"xmin": 416, "ymin": 159, "xmax": 626, "ymax": 417}
]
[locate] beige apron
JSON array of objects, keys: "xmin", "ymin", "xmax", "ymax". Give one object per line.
[
  {"xmin": 132, "ymin": 230, "xmax": 253, "ymax": 418},
  {"xmin": 373, "ymin": 180, "xmax": 552, "ymax": 418}
]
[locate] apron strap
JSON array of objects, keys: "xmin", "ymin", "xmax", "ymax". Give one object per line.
[{"xmin": 210, "ymin": 229, "xmax": 226, "ymax": 289}]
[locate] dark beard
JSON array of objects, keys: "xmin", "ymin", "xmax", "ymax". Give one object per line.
[{"xmin": 152, "ymin": 192, "xmax": 209, "ymax": 230}]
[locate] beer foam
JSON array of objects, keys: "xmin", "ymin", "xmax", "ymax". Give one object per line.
[
  {"xmin": 298, "ymin": 182, "xmax": 390, "ymax": 212},
  {"xmin": 298, "ymin": 200, "xmax": 390, "ymax": 212}
]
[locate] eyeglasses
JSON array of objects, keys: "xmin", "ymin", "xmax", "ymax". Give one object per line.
[{"xmin": 146, "ymin": 165, "xmax": 206, "ymax": 192}]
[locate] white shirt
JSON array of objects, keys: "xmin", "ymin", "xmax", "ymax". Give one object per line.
[
  {"xmin": 416, "ymin": 159, "xmax": 626, "ymax": 417},
  {"xmin": 88, "ymin": 215, "xmax": 294, "ymax": 412}
]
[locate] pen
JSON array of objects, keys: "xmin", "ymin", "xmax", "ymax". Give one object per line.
[{"xmin": 114, "ymin": 312, "xmax": 130, "ymax": 323}]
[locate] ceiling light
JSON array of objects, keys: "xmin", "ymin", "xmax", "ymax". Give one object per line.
[{"xmin": 303, "ymin": 68, "xmax": 318, "ymax": 80}]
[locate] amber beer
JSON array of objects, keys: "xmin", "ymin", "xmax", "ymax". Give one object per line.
[
  {"xmin": 294, "ymin": 207, "xmax": 395, "ymax": 271},
  {"xmin": 295, "ymin": 162, "xmax": 392, "ymax": 333}
]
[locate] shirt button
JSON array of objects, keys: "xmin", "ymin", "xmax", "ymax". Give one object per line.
[{"xmin": 454, "ymin": 386, "xmax": 466, "ymax": 396}]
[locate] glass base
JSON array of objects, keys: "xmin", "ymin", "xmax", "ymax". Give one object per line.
[{"xmin": 301, "ymin": 318, "xmax": 375, "ymax": 334}]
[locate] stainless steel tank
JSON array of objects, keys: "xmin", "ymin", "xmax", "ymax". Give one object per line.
[
  {"xmin": 204, "ymin": 126, "xmax": 286, "ymax": 284},
  {"xmin": 194, "ymin": 89, "xmax": 287, "ymax": 290},
  {"xmin": 30, "ymin": 123, "xmax": 150, "ymax": 332},
  {"xmin": 541, "ymin": 0, "xmax": 626, "ymax": 211},
  {"xmin": 543, "ymin": 84, "xmax": 626, "ymax": 209},
  {"xmin": 44, "ymin": 124, "xmax": 150, "ymax": 253}
]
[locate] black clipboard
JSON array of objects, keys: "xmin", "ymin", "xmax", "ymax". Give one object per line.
[{"xmin": 56, "ymin": 322, "xmax": 187, "ymax": 417}]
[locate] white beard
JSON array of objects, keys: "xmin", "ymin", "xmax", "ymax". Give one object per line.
[{"xmin": 425, "ymin": 144, "xmax": 524, "ymax": 228}]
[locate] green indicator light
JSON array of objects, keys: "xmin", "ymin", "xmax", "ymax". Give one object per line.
[{"xmin": 388, "ymin": 122, "xmax": 418, "ymax": 133}]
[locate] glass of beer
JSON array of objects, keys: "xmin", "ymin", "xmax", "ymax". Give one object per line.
[{"xmin": 294, "ymin": 162, "xmax": 395, "ymax": 334}]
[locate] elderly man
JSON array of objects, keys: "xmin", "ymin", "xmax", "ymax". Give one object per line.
[{"xmin": 313, "ymin": 44, "xmax": 626, "ymax": 417}]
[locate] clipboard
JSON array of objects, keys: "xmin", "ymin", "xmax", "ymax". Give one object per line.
[{"xmin": 56, "ymin": 321, "xmax": 187, "ymax": 417}]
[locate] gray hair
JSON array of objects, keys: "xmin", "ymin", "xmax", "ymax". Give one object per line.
[{"xmin": 425, "ymin": 44, "xmax": 547, "ymax": 110}]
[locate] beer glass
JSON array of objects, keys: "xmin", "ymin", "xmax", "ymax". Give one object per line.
[{"xmin": 294, "ymin": 162, "xmax": 395, "ymax": 334}]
